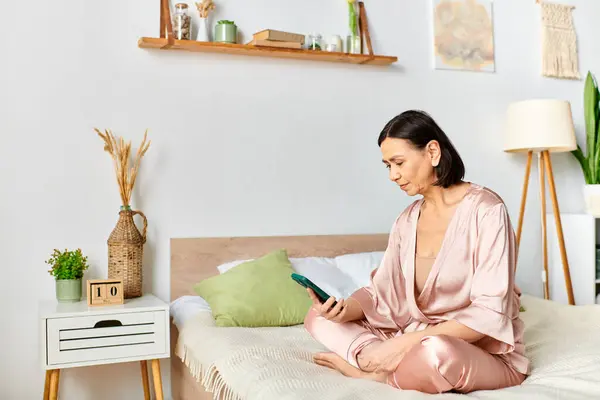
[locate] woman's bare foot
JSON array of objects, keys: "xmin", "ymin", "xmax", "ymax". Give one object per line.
[{"xmin": 313, "ymin": 352, "xmax": 388, "ymax": 383}]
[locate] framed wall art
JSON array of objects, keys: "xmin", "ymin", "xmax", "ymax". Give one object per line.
[{"xmin": 431, "ymin": 0, "xmax": 496, "ymax": 73}]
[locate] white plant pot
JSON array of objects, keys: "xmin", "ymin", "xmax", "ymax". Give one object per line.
[{"xmin": 583, "ymin": 184, "xmax": 600, "ymax": 216}]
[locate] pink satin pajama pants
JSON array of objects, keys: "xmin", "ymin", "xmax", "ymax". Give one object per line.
[{"xmin": 304, "ymin": 309, "xmax": 525, "ymax": 394}]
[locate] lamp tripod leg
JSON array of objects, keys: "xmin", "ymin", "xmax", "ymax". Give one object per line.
[
  {"xmin": 543, "ymin": 150, "xmax": 575, "ymax": 305},
  {"xmin": 516, "ymin": 151, "xmax": 533, "ymax": 249},
  {"xmin": 539, "ymin": 152, "xmax": 549, "ymax": 300}
]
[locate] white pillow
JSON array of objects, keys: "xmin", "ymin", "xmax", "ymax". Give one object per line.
[
  {"xmin": 335, "ymin": 251, "xmax": 385, "ymax": 288},
  {"xmin": 217, "ymin": 259, "xmax": 249, "ymax": 274},
  {"xmin": 216, "ymin": 256, "xmax": 358, "ymax": 299},
  {"xmin": 290, "ymin": 257, "xmax": 358, "ymax": 299},
  {"xmin": 170, "ymin": 295, "xmax": 212, "ymax": 326}
]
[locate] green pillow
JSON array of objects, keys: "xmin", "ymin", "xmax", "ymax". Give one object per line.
[{"xmin": 193, "ymin": 248, "xmax": 312, "ymax": 327}]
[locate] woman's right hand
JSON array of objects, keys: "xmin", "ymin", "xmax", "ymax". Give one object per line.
[{"xmin": 307, "ymin": 288, "xmax": 349, "ymax": 323}]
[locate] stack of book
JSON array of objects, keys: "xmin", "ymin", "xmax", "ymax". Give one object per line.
[{"xmin": 247, "ymin": 29, "xmax": 305, "ymax": 49}]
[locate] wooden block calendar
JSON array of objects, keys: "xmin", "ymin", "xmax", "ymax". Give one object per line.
[{"xmin": 86, "ymin": 279, "xmax": 124, "ymax": 306}]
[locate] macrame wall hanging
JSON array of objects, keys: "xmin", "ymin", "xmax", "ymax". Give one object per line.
[{"xmin": 538, "ymin": 0, "xmax": 580, "ymax": 80}]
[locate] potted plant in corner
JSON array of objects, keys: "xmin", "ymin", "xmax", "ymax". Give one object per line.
[
  {"xmin": 572, "ymin": 71, "xmax": 600, "ymax": 216},
  {"xmin": 46, "ymin": 248, "xmax": 90, "ymax": 303}
]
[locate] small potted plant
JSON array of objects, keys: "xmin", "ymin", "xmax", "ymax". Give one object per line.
[
  {"xmin": 46, "ymin": 248, "xmax": 90, "ymax": 303},
  {"xmin": 571, "ymin": 71, "xmax": 600, "ymax": 215},
  {"xmin": 214, "ymin": 20, "xmax": 237, "ymax": 43}
]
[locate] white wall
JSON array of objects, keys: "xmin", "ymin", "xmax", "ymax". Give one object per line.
[{"xmin": 1, "ymin": 0, "xmax": 597, "ymax": 398}]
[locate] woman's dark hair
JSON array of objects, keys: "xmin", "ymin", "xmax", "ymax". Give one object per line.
[{"xmin": 378, "ymin": 110, "xmax": 465, "ymax": 188}]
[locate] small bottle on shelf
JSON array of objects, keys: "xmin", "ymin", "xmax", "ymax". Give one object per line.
[
  {"xmin": 173, "ymin": 3, "xmax": 192, "ymax": 40},
  {"xmin": 307, "ymin": 34, "xmax": 322, "ymax": 51},
  {"xmin": 326, "ymin": 35, "xmax": 343, "ymax": 52}
]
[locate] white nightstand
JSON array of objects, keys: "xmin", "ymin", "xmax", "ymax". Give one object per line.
[{"xmin": 39, "ymin": 293, "xmax": 170, "ymax": 399}]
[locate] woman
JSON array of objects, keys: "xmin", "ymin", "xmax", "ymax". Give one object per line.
[{"xmin": 304, "ymin": 110, "xmax": 529, "ymax": 394}]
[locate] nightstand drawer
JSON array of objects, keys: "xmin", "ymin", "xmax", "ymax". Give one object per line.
[{"xmin": 46, "ymin": 310, "xmax": 167, "ymax": 366}]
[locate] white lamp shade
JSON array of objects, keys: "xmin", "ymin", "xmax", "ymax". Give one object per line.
[{"xmin": 504, "ymin": 99, "xmax": 577, "ymax": 153}]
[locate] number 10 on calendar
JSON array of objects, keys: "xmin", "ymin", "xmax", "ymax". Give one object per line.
[{"xmin": 86, "ymin": 279, "xmax": 125, "ymax": 306}]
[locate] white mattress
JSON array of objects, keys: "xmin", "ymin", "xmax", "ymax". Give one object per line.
[{"xmin": 172, "ymin": 294, "xmax": 600, "ymax": 400}]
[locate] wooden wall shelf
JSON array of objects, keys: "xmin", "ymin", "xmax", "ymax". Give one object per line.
[{"xmin": 137, "ymin": 37, "xmax": 398, "ymax": 66}]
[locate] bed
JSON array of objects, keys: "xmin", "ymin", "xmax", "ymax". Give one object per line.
[{"xmin": 169, "ymin": 235, "xmax": 600, "ymax": 400}]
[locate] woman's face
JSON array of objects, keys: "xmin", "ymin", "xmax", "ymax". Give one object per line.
[{"xmin": 380, "ymin": 137, "xmax": 440, "ymax": 196}]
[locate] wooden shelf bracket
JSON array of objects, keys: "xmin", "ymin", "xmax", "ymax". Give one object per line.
[
  {"xmin": 358, "ymin": 2, "xmax": 374, "ymax": 57},
  {"xmin": 160, "ymin": 0, "xmax": 174, "ymax": 47}
]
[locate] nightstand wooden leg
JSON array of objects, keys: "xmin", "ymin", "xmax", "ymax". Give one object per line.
[
  {"xmin": 140, "ymin": 360, "xmax": 151, "ymax": 400},
  {"xmin": 49, "ymin": 369, "xmax": 60, "ymax": 400},
  {"xmin": 151, "ymin": 359, "xmax": 164, "ymax": 400},
  {"xmin": 43, "ymin": 370, "xmax": 52, "ymax": 400}
]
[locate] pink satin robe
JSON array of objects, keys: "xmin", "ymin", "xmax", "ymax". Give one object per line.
[{"xmin": 305, "ymin": 184, "xmax": 529, "ymax": 393}]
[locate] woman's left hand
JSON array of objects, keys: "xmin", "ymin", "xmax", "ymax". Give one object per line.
[{"xmin": 358, "ymin": 332, "xmax": 422, "ymax": 373}]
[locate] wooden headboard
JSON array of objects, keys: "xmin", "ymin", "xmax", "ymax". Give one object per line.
[{"xmin": 170, "ymin": 234, "xmax": 389, "ymax": 301}]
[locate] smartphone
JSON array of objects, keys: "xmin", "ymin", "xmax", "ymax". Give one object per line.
[{"xmin": 291, "ymin": 273, "xmax": 337, "ymax": 306}]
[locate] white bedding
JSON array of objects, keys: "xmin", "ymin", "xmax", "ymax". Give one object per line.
[
  {"xmin": 170, "ymin": 295, "xmax": 212, "ymax": 327},
  {"xmin": 173, "ymin": 294, "xmax": 600, "ymax": 400}
]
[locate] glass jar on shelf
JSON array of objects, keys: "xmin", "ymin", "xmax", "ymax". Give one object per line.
[
  {"xmin": 307, "ymin": 34, "xmax": 322, "ymax": 51},
  {"xmin": 326, "ymin": 35, "xmax": 343, "ymax": 52},
  {"xmin": 346, "ymin": 34, "xmax": 361, "ymax": 54},
  {"xmin": 173, "ymin": 3, "xmax": 191, "ymax": 40}
]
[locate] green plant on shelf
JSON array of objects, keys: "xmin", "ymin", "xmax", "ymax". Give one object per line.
[{"xmin": 46, "ymin": 248, "xmax": 90, "ymax": 280}]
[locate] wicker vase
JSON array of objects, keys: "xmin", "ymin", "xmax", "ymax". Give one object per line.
[{"xmin": 107, "ymin": 205, "xmax": 147, "ymax": 299}]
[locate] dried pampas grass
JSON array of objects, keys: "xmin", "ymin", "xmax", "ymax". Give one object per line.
[
  {"xmin": 95, "ymin": 128, "xmax": 151, "ymax": 207},
  {"xmin": 195, "ymin": 0, "xmax": 215, "ymax": 18}
]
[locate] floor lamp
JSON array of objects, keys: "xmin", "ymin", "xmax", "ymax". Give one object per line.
[{"xmin": 504, "ymin": 99, "xmax": 576, "ymax": 305}]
